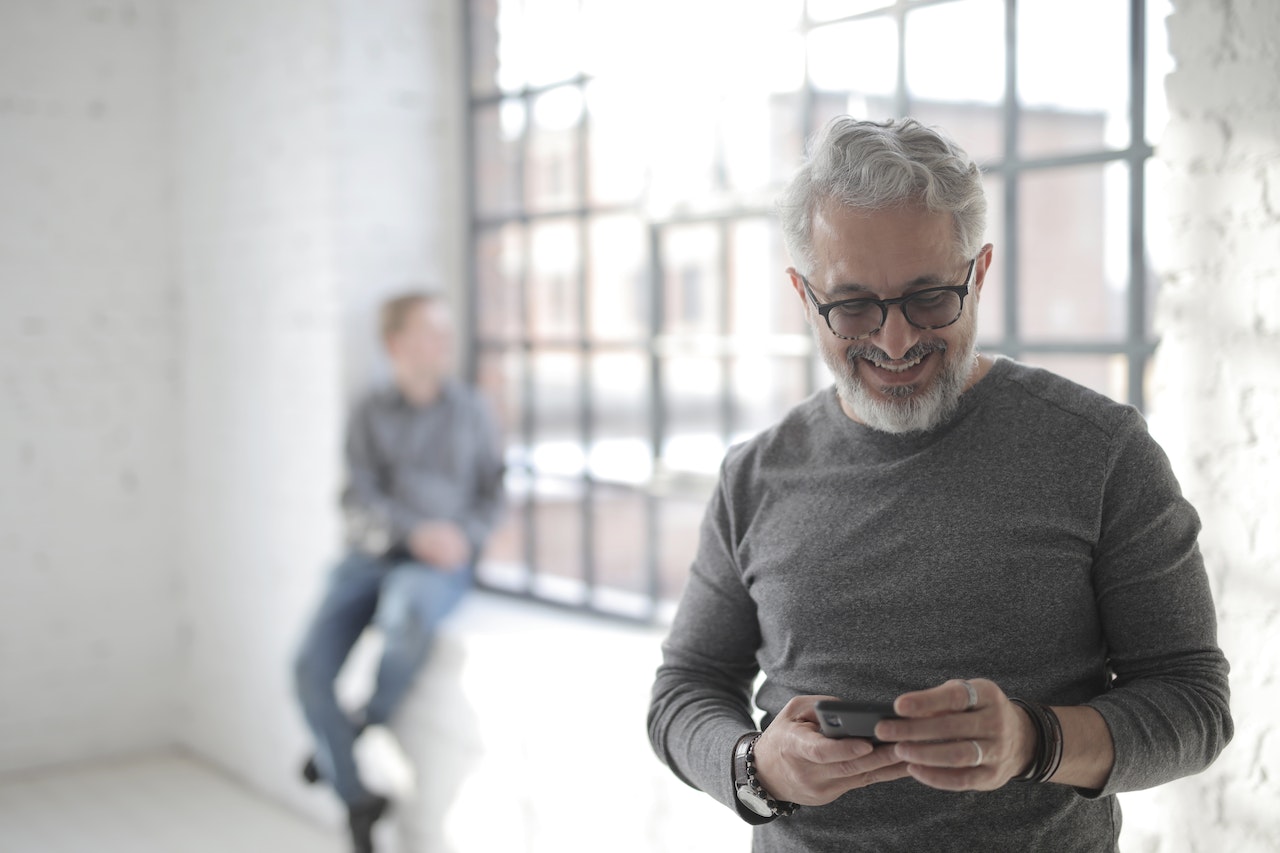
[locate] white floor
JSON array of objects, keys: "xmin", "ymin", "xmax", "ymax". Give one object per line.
[{"xmin": 0, "ymin": 750, "xmax": 344, "ymax": 853}]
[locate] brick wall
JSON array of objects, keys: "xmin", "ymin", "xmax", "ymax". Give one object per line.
[
  {"xmin": 1139, "ymin": 0, "xmax": 1280, "ymax": 850},
  {"xmin": 169, "ymin": 0, "xmax": 467, "ymax": 812},
  {"xmin": 0, "ymin": 0, "xmax": 181, "ymax": 773}
]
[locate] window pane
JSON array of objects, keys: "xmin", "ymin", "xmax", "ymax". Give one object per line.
[
  {"xmin": 660, "ymin": 355, "xmax": 726, "ymax": 476},
  {"xmin": 584, "ymin": 81, "xmax": 647, "ymax": 206},
  {"xmin": 588, "ymin": 215, "xmax": 648, "ymax": 342},
  {"xmin": 771, "ymin": 92, "xmax": 809, "ymax": 183},
  {"xmin": 657, "ymin": 493, "xmax": 711, "ymax": 602},
  {"xmin": 477, "ymin": 491, "xmax": 526, "ymax": 583},
  {"xmin": 807, "ymin": 0, "xmax": 892, "ymax": 23},
  {"xmin": 527, "ymin": 86, "xmax": 582, "ymax": 212},
  {"xmin": 491, "ymin": 0, "xmax": 582, "ymax": 93},
  {"xmin": 1143, "ymin": 157, "xmax": 1169, "ymax": 342},
  {"xmin": 1019, "ymin": 0, "xmax": 1131, "ymax": 156},
  {"xmin": 1019, "ymin": 163, "xmax": 1128, "ymax": 342},
  {"xmin": 976, "ymin": 172, "xmax": 1006, "ymax": 347},
  {"xmin": 530, "ymin": 479, "xmax": 584, "ymax": 596},
  {"xmin": 906, "ymin": 0, "xmax": 1004, "ymax": 107},
  {"xmin": 473, "ymin": 101, "xmax": 524, "ymax": 219},
  {"xmin": 1022, "ymin": 353, "xmax": 1129, "ymax": 404},
  {"xmin": 530, "ymin": 349, "xmax": 581, "ymax": 452},
  {"xmin": 721, "ymin": 97, "xmax": 780, "ymax": 195},
  {"xmin": 910, "ymin": 102, "xmax": 1005, "ymax": 166},
  {"xmin": 589, "ymin": 351, "xmax": 652, "ymax": 485},
  {"xmin": 476, "ymin": 349, "xmax": 524, "ymax": 451},
  {"xmin": 591, "ymin": 485, "xmax": 649, "ymax": 600},
  {"xmin": 476, "ymin": 224, "xmax": 525, "ymax": 341},
  {"xmin": 661, "ymin": 223, "xmax": 723, "ymax": 336},
  {"xmin": 808, "ymin": 18, "xmax": 898, "ymax": 97},
  {"xmin": 469, "ymin": 0, "xmax": 501, "ymax": 95},
  {"xmin": 729, "ymin": 218, "xmax": 805, "ymax": 338},
  {"xmin": 732, "ymin": 355, "xmax": 811, "ymax": 440},
  {"xmin": 528, "ymin": 218, "xmax": 581, "ymax": 341},
  {"xmin": 647, "ymin": 109, "xmax": 719, "ymax": 210}
]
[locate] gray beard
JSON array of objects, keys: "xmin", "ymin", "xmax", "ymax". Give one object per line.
[{"xmin": 817, "ymin": 332, "xmax": 976, "ymax": 434}]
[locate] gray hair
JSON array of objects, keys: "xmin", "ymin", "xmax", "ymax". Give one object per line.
[{"xmin": 777, "ymin": 117, "xmax": 987, "ymax": 275}]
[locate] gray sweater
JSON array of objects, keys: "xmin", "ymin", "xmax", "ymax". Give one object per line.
[
  {"xmin": 648, "ymin": 358, "xmax": 1232, "ymax": 852},
  {"xmin": 341, "ymin": 379, "xmax": 505, "ymax": 558}
]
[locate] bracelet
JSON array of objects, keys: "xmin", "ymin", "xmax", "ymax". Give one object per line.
[
  {"xmin": 745, "ymin": 734, "xmax": 800, "ymax": 817},
  {"xmin": 1009, "ymin": 698, "xmax": 1064, "ymax": 784}
]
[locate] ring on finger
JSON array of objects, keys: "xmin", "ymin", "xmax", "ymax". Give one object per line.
[
  {"xmin": 960, "ymin": 679, "xmax": 978, "ymax": 711},
  {"xmin": 970, "ymin": 739, "xmax": 983, "ymax": 767}
]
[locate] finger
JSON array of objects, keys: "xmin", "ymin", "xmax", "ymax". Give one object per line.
[
  {"xmin": 812, "ymin": 749, "xmax": 913, "ymax": 799},
  {"xmin": 895, "ymin": 678, "xmax": 987, "ymax": 718},
  {"xmin": 892, "ymin": 738, "xmax": 988, "ymax": 770},
  {"xmin": 905, "ymin": 762, "xmax": 998, "ymax": 793},
  {"xmin": 875, "ymin": 709, "xmax": 985, "ymax": 745}
]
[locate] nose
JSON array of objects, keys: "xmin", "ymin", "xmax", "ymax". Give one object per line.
[{"xmin": 871, "ymin": 304, "xmax": 921, "ymax": 360}]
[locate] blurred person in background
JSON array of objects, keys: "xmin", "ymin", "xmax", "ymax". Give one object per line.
[
  {"xmin": 648, "ymin": 117, "xmax": 1232, "ymax": 852},
  {"xmin": 293, "ymin": 291, "xmax": 504, "ymax": 853}
]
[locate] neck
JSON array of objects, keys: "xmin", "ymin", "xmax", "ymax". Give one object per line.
[{"xmin": 398, "ymin": 375, "xmax": 443, "ymax": 407}]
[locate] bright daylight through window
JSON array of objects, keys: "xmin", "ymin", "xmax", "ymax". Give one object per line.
[{"xmin": 465, "ymin": 0, "xmax": 1172, "ymax": 620}]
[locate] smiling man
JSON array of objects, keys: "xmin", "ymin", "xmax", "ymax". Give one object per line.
[{"xmin": 647, "ymin": 117, "xmax": 1232, "ymax": 852}]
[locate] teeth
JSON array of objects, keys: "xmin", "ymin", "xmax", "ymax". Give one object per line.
[{"xmin": 868, "ymin": 354, "xmax": 924, "ymax": 372}]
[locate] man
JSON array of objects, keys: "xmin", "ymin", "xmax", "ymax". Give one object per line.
[
  {"xmin": 647, "ymin": 117, "xmax": 1232, "ymax": 851},
  {"xmin": 294, "ymin": 291, "xmax": 504, "ymax": 853}
]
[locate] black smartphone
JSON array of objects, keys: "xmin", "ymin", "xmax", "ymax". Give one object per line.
[{"xmin": 815, "ymin": 700, "xmax": 899, "ymax": 742}]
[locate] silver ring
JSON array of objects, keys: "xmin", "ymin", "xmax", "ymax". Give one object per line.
[
  {"xmin": 960, "ymin": 679, "xmax": 978, "ymax": 710},
  {"xmin": 970, "ymin": 740, "xmax": 984, "ymax": 767}
]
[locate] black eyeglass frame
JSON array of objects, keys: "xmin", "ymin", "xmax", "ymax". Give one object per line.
[{"xmin": 800, "ymin": 258, "xmax": 977, "ymax": 341}]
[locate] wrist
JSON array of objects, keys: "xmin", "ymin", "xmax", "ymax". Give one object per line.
[
  {"xmin": 1008, "ymin": 698, "xmax": 1064, "ymax": 784},
  {"xmin": 732, "ymin": 732, "xmax": 798, "ymax": 822}
]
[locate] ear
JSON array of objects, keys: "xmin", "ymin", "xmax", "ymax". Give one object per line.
[
  {"xmin": 972, "ymin": 243, "xmax": 994, "ymax": 301},
  {"xmin": 786, "ymin": 267, "xmax": 812, "ymax": 317}
]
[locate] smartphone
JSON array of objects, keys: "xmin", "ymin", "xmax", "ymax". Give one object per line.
[{"xmin": 815, "ymin": 700, "xmax": 899, "ymax": 742}]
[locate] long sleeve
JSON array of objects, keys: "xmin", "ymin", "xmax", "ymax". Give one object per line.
[
  {"xmin": 339, "ymin": 384, "xmax": 506, "ymax": 558},
  {"xmin": 648, "ymin": 449, "xmax": 762, "ymax": 810},
  {"xmin": 1086, "ymin": 409, "xmax": 1233, "ymax": 795}
]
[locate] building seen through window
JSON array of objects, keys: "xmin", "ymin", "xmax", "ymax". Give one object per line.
[{"xmin": 466, "ymin": 0, "xmax": 1171, "ymax": 620}]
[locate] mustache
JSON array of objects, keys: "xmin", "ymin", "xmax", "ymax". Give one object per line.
[{"xmin": 845, "ymin": 340, "xmax": 948, "ymax": 365}]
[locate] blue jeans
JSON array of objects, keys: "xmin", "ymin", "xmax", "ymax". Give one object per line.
[{"xmin": 293, "ymin": 549, "xmax": 472, "ymax": 804}]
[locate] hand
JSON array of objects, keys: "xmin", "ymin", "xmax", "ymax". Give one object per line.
[
  {"xmin": 874, "ymin": 678, "xmax": 1036, "ymax": 792},
  {"xmin": 407, "ymin": 521, "xmax": 470, "ymax": 570},
  {"xmin": 751, "ymin": 696, "xmax": 911, "ymax": 806}
]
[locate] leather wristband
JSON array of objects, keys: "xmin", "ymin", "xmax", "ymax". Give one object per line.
[{"xmin": 1009, "ymin": 698, "xmax": 1064, "ymax": 783}]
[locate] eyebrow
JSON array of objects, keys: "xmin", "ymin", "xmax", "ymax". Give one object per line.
[{"xmin": 824, "ymin": 272, "xmax": 953, "ymax": 300}]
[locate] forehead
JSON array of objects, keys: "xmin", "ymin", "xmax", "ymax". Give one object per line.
[{"xmin": 810, "ymin": 201, "xmax": 960, "ymax": 292}]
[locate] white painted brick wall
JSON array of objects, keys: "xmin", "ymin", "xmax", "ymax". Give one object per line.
[
  {"xmin": 0, "ymin": 0, "xmax": 181, "ymax": 773},
  {"xmin": 1143, "ymin": 0, "xmax": 1280, "ymax": 851},
  {"xmin": 169, "ymin": 0, "xmax": 470, "ymax": 816}
]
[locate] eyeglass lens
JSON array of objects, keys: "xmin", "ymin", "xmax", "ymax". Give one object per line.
[{"xmin": 827, "ymin": 290, "xmax": 964, "ymax": 339}]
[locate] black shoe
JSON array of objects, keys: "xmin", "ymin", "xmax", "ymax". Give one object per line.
[
  {"xmin": 302, "ymin": 719, "xmax": 369, "ymax": 785},
  {"xmin": 348, "ymin": 794, "xmax": 390, "ymax": 853}
]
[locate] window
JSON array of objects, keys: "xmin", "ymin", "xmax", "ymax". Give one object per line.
[{"xmin": 466, "ymin": 0, "xmax": 1170, "ymax": 620}]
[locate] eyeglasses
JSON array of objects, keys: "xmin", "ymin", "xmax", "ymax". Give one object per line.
[{"xmin": 799, "ymin": 258, "xmax": 976, "ymax": 341}]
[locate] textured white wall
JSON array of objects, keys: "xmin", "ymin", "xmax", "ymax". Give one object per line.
[
  {"xmin": 0, "ymin": 0, "xmax": 181, "ymax": 773},
  {"xmin": 1140, "ymin": 0, "xmax": 1280, "ymax": 850},
  {"xmin": 169, "ymin": 0, "xmax": 347, "ymax": 805},
  {"xmin": 169, "ymin": 0, "xmax": 466, "ymax": 813}
]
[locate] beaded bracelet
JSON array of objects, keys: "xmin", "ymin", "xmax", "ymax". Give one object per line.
[
  {"xmin": 745, "ymin": 734, "xmax": 800, "ymax": 817},
  {"xmin": 1009, "ymin": 698, "xmax": 1064, "ymax": 783}
]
